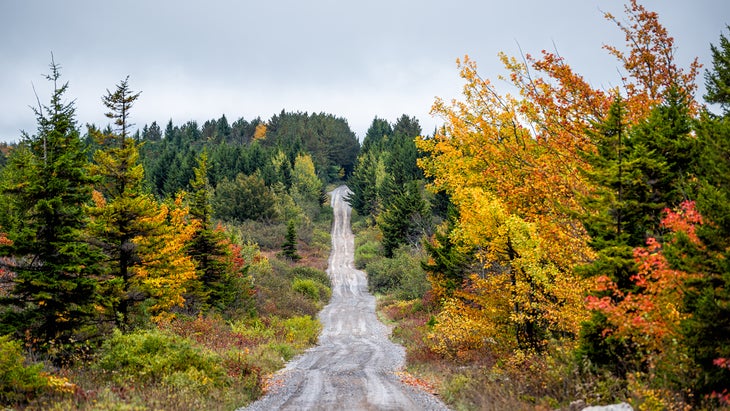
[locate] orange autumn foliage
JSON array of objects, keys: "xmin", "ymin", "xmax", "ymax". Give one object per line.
[{"xmin": 418, "ymin": 0, "xmax": 699, "ymax": 354}]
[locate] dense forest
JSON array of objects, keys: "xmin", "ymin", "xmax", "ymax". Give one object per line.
[{"xmin": 0, "ymin": 1, "xmax": 729, "ymax": 410}]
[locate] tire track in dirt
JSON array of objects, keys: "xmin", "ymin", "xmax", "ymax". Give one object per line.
[{"xmin": 240, "ymin": 185, "xmax": 448, "ymax": 411}]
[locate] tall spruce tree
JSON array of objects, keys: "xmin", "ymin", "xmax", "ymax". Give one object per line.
[
  {"xmin": 705, "ymin": 25, "xmax": 730, "ymax": 114},
  {"xmin": 88, "ymin": 77, "xmax": 164, "ymax": 328},
  {"xmin": 282, "ymin": 220, "xmax": 301, "ymax": 261},
  {"xmin": 577, "ymin": 98, "xmax": 641, "ymax": 373},
  {"xmin": 678, "ymin": 28, "xmax": 730, "ymax": 398},
  {"xmin": 377, "ymin": 182, "xmax": 430, "ymax": 258},
  {"xmin": 186, "ymin": 150, "xmax": 234, "ymax": 311},
  {"xmin": 0, "ymin": 60, "xmax": 100, "ymax": 355},
  {"xmin": 578, "ymin": 91, "xmax": 696, "ymax": 375}
]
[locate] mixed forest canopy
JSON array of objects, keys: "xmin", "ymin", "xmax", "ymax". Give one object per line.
[
  {"xmin": 0, "ymin": 1, "xmax": 729, "ymax": 410},
  {"xmin": 0, "ymin": 58, "xmax": 367, "ymax": 406},
  {"xmin": 346, "ymin": 1, "xmax": 730, "ymax": 409}
]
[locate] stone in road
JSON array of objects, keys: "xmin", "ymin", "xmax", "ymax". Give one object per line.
[{"xmin": 240, "ymin": 185, "xmax": 448, "ymax": 411}]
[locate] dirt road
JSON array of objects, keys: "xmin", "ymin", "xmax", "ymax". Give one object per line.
[{"xmin": 241, "ymin": 185, "xmax": 448, "ymax": 410}]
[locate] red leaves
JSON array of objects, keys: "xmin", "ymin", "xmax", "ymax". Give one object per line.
[
  {"xmin": 589, "ymin": 201, "xmax": 703, "ymax": 351},
  {"xmin": 661, "ymin": 200, "xmax": 704, "ymax": 246},
  {"xmin": 0, "ymin": 232, "xmax": 12, "ymax": 247}
]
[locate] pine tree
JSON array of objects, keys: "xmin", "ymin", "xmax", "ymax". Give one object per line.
[
  {"xmin": 705, "ymin": 25, "xmax": 730, "ymax": 114},
  {"xmin": 578, "ymin": 92, "xmax": 697, "ymax": 375},
  {"xmin": 0, "ymin": 59, "xmax": 100, "ymax": 355},
  {"xmin": 677, "ymin": 29, "xmax": 730, "ymax": 397},
  {"xmin": 88, "ymin": 78, "xmax": 167, "ymax": 328},
  {"xmin": 186, "ymin": 151, "xmax": 235, "ymax": 311},
  {"xmin": 378, "ymin": 182, "xmax": 430, "ymax": 258},
  {"xmin": 388, "ymin": 115, "xmax": 423, "ymax": 185},
  {"xmin": 282, "ymin": 220, "xmax": 300, "ymax": 261},
  {"xmin": 422, "ymin": 207, "xmax": 472, "ymax": 300}
]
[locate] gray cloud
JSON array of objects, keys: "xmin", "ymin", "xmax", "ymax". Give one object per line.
[{"xmin": 1, "ymin": 0, "xmax": 727, "ymax": 142}]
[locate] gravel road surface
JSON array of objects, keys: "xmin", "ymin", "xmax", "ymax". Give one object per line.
[{"xmin": 240, "ymin": 185, "xmax": 449, "ymax": 411}]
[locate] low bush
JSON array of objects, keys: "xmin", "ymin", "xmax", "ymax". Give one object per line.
[
  {"xmin": 234, "ymin": 220, "xmax": 286, "ymax": 250},
  {"xmin": 0, "ymin": 335, "xmax": 53, "ymax": 404},
  {"xmin": 283, "ymin": 315, "xmax": 321, "ymax": 348},
  {"xmin": 230, "ymin": 317, "xmax": 276, "ymax": 343},
  {"xmin": 292, "ymin": 278, "xmax": 331, "ymax": 303},
  {"xmin": 365, "ymin": 247, "xmax": 429, "ymax": 299},
  {"xmin": 96, "ymin": 329, "xmax": 228, "ymax": 391},
  {"xmin": 292, "ymin": 266, "xmax": 330, "ymax": 287},
  {"xmin": 292, "ymin": 278, "xmax": 320, "ymax": 301},
  {"xmin": 354, "ymin": 225, "xmax": 382, "ymax": 269}
]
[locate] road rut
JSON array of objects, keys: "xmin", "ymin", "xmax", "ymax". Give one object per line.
[{"xmin": 240, "ymin": 185, "xmax": 448, "ymax": 411}]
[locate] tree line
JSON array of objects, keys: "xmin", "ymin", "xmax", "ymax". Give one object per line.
[{"xmin": 0, "ymin": 63, "xmax": 360, "ymax": 366}]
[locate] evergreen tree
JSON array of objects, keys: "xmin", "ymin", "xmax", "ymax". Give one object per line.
[
  {"xmin": 361, "ymin": 117, "xmax": 392, "ymax": 153},
  {"xmin": 577, "ymin": 100, "xmax": 641, "ymax": 373},
  {"xmin": 88, "ymin": 77, "xmax": 166, "ymax": 328},
  {"xmin": 186, "ymin": 150, "xmax": 235, "ymax": 311},
  {"xmin": 378, "ymin": 182, "xmax": 430, "ymax": 258},
  {"xmin": 676, "ymin": 30, "xmax": 730, "ymax": 398},
  {"xmin": 705, "ymin": 25, "xmax": 730, "ymax": 113},
  {"xmin": 213, "ymin": 173, "xmax": 277, "ymax": 222},
  {"xmin": 0, "ymin": 59, "xmax": 100, "ymax": 355},
  {"xmin": 282, "ymin": 220, "xmax": 300, "ymax": 261},
  {"xmin": 578, "ymin": 93, "xmax": 696, "ymax": 375},
  {"xmin": 346, "ymin": 150, "xmax": 391, "ymax": 218},
  {"xmin": 422, "ymin": 207, "xmax": 472, "ymax": 298},
  {"xmin": 388, "ymin": 115, "xmax": 423, "ymax": 185}
]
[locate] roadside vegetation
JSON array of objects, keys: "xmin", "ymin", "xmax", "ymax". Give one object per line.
[
  {"xmin": 0, "ymin": 67, "xmax": 349, "ymax": 409},
  {"xmin": 2, "ymin": 2, "xmax": 730, "ymax": 410},
  {"xmin": 351, "ymin": 3, "xmax": 730, "ymax": 410}
]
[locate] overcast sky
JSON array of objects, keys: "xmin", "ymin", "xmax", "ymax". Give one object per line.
[{"xmin": 1, "ymin": 1, "xmax": 727, "ymax": 143}]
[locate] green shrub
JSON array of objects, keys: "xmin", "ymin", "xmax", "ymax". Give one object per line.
[
  {"xmin": 283, "ymin": 315, "xmax": 321, "ymax": 347},
  {"xmin": 291, "ymin": 266, "xmax": 330, "ymax": 287},
  {"xmin": 354, "ymin": 225, "xmax": 382, "ymax": 269},
  {"xmin": 355, "ymin": 240, "xmax": 381, "ymax": 269},
  {"xmin": 292, "ymin": 278, "xmax": 320, "ymax": 301},
  {"xmin": 268, "ymin": 342, "xmax": 295, "ymax": 361},
  {"xmin": 0, "ymin": 335, "xmax": 50, "ymax": 404},
  {"xmin": 365, "ymin": 247, "xmax": 429, "ymax": 299},
  {"xmin": 96, "ymin": 329, "xmax": 228, "ymax": 390},
  {"xmin": 311, "ymin": 226, "xmax": 331, "ymax": 250},
  {"xmin": 292, "ymin": 277, "xmax": 331, "ymax": 303},
  {"xmin": 230, "ymin": 317, "xmax": 276, "ymax": 341}
]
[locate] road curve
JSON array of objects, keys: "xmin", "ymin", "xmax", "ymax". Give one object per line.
[{"xmin": 240, "ymin": 185, "xmax": 449, "ymax": 411}]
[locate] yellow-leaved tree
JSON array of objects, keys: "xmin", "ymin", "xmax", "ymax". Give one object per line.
[
  {"xmin": 133, "ymin": 194, "xmax": 199, "ymax": 323},
  {"xmin": 418, "ymin": 0, "xmax": 699, "ymax": 355}
]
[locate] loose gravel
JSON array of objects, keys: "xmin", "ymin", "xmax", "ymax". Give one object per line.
[{"xmin": 239, "ymin": 185, "xmax": 449, "ymax": 411}]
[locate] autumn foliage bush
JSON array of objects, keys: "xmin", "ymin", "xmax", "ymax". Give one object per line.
[{"xmin": 0, "ymin": 335, "xmax": 69, "ymax": 404}]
